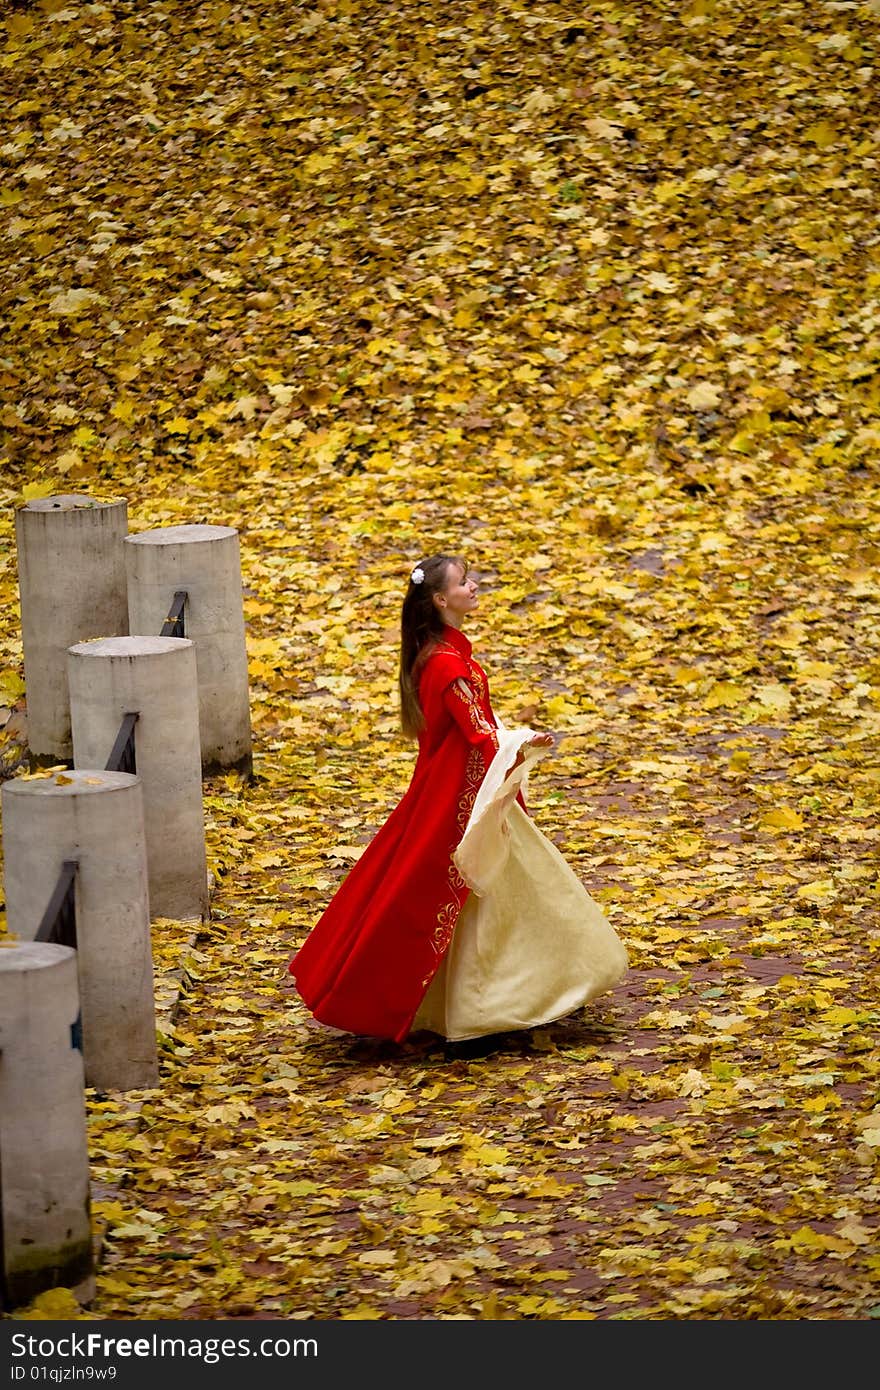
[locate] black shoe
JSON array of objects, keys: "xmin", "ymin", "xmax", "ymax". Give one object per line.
[{"xmin": 444, "ymin": 1034, "xmax": 504, "ymax": 1060}]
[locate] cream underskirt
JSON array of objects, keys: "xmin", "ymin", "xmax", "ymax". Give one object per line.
[{"xmin": 412, "ymin": 730, "xmax": 628, "ymax": 1042}]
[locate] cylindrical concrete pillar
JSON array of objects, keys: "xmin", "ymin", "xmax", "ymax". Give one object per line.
[
  {"xmin": 0, "ymin": 942, "xmax": 94, "ymax": 1312},
  {"xmin": 125, "ymin": 524, "xmax": 252, "ymax": 776},
  {"xmin": 67, "ymin": 636, "xmax": 209, "ymax": 921},
  {"xmin": 1, "ymin": 770, "xmax": 158, "ymax": 1092},
  {"xmin": 15, "ymin": 494, "xmax": 128, "ymax": 765}
]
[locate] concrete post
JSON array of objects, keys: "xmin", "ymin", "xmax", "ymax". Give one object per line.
[
  {"xmin": 67, "ymin": 636, "xmax": 209, "ymax": 921},
  {"xmin": 1, "ymin": 770, "xmax": 158, "ymax": 1092},
  {"xmin": 0, "ymin": 942, "xmax": 94, "ymax": 1311},
  {"xmin": 14, "ymin": 495, "xmax": 128, "ymax": 765},
  {"xmin": 125, "ymin": 524, "xmax": 252, "ymax": 776}
]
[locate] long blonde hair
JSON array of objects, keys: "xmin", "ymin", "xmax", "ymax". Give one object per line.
[{"xmin": 398, "ymin": 555, "xmax": 463, "ymax": 738}]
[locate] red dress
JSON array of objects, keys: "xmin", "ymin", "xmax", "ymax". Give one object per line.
[{"xmin": 289, "ymin": 625, "xmax": 501, "ymax": 1042}]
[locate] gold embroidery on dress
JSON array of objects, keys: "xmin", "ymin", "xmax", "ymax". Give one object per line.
[
  {"xmin": 449, "ymin": 678, "xmax": 499, "ymax": 749},
  {"xmin": 458, "ymin": 746, "xmax": 484, "ymax": 830},
  {"xmin": 429, "ymin": 746, "xmax": 484, "ymax": 960},
  {"xmin": 468, "ymin": 663, "xmax": 487, "ymax": 701}
]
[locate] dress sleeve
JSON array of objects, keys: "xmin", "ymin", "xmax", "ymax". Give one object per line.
[{"xmin": 443, "ymin": 676, "xmax": 500, "ymax": 771}]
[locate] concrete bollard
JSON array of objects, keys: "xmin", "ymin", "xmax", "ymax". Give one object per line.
[
  {"xmin": 67, "ymin": 636, "xmax": 209, "ymax": 921},
  {"xmin": 1, "ymin": 770, "xmax": 158, "ymax": 1092},
  {"xmin": 0, "ymin": 942, "xmax": 94, "ymax": 1311},
  {"xmin": 14, "ymin": 494, "xmax": 128, "ymax": 765},
  {"xmin": 126, "ymin": 524, "xmax": 253, "ymax": 777}
]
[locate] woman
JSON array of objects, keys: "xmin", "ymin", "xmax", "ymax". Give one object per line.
[{"xmin": 288, "ymin": 555, "xmax": 627, "ymax": 1043}]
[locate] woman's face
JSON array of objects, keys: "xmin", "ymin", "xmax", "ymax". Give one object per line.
[{"xmin": 435, "ymin": 562, "xmax": 479, "ymax": 625}]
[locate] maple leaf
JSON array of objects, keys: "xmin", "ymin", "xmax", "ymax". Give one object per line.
[{"xmin": 0, "ymin": 0, "xmax": 877, "ymax": 1326}]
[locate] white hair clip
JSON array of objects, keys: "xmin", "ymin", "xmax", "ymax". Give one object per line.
[{"xmin": 410, "ymin": 566, "xmax": 425, "ymax": 585}]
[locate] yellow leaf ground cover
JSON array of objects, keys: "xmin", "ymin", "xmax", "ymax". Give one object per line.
[{"xmin": 0, "ymin": 0, "xmax": 878, "ymax": 1321}]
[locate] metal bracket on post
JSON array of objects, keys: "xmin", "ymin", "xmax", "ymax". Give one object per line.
[
  {"xmin": 34, "ymin": 859, "xmax": 79, "ymax": 949},
  {"xmin": 160, "ymin": 591, "xmax": 187, "ymax": 639},
  {"xmin": 104, "ymin": 711, "xmax": 139, "ymax": 775}
]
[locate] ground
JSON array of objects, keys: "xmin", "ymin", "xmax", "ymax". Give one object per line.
[{"xmin": 0, "ymin": 0, "xmax": 878, "ymax": 1322}]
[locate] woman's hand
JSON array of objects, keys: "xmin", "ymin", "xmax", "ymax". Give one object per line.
[
  {"xmin": 527, "ymin": 733, "xmax": 554, "ymax": 750},
  {"xmin": 508, "ymin": 732, "xmax": 555, "ymax": 776}
]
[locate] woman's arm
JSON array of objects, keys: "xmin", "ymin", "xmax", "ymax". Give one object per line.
[
  {"xmin": 506, "ymin": 731, "xmax": 555, "ymax": 777},
  {"xmin": 443, "ymin": 677, "xmax": 501, "ymax": 770},
  {"xmin": 444, "ymin": 678, "xmax": 555, "ymax": 780}
]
